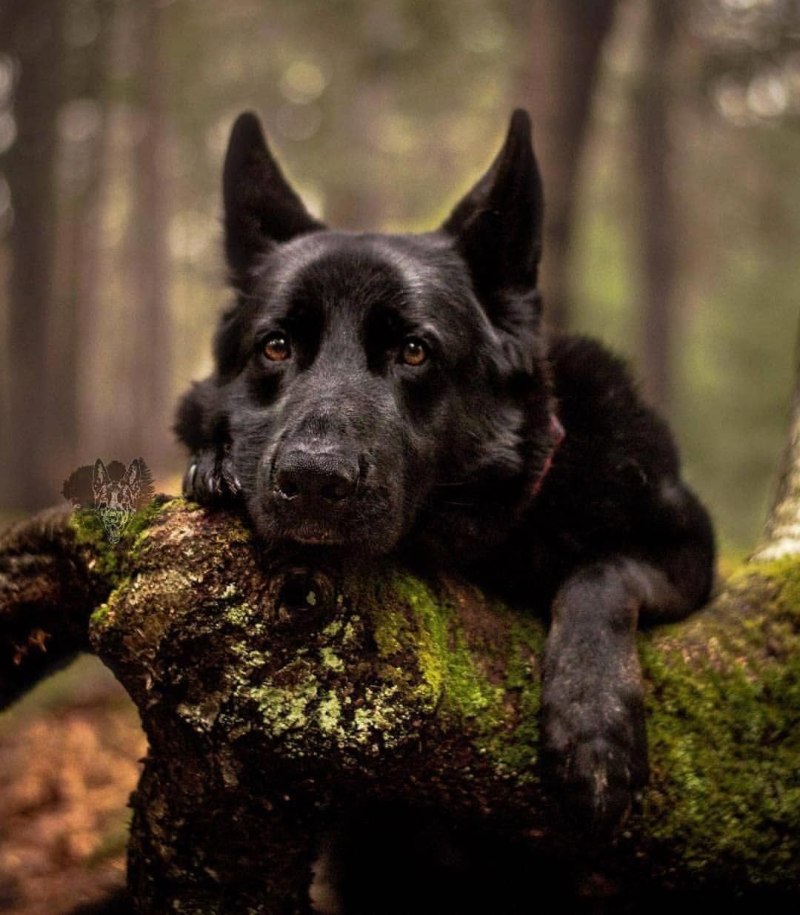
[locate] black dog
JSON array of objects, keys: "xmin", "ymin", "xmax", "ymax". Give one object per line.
[{"xmin": 176, "ymin": 109, "xmax": 714, "ymax": 841}]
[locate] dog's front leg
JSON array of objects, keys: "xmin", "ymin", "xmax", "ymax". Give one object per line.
[
  {"xmin": 175, "ymin": 380, "xmax": 242, "ymax": 505},
  {"xmin": 540, "ymin": 558, "xmax": 659, "ymax": 836}
]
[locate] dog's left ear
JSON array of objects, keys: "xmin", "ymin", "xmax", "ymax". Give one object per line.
[
  {"xmin": 92, "ymin": 459, "xmax": 109, "ymax": 496},
  {"xmin": 223, "ymin": 112, "xmax": 324, "ymax": 282},
  {"xmin": 442, "ymin": 109, "xmax": 543, "ymax": 308}
]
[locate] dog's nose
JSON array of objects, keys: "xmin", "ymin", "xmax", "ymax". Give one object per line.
[{"xmin": 274, "ymin": 450, "xmax": 359, "ymax": 505}]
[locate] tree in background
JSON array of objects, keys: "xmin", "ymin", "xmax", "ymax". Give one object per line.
[
  {"xmin": 51, "ymin": 0, "xmax": 115, "ymax": 484},
  {"xmin": 631, "ymin": 0, "xmax": 684, "ymax": 415},
  {"xmin": 0, "ymin": 1, "xmax": 66, "ymax": 510},
  {"xmin": 518, "ymin": 0, "xmax": 619, "ymax": 331},
  {"xmin": 128, "ymin": 0, "xmax": 173, "ymax": 473},
  {"xmin": 675, "ymin": 0, "xmax": 800, "ymax": 547},
  {"xmin": 0, "ymin": 0, "xmax": 177, "ymax": 505}
]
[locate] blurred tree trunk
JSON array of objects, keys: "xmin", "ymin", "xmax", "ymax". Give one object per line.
[
  {"xmin": 128, "ymin": 0, "xmax": 173, "ymax": 474},
  {"xmin": 50, "ymin": 0, "xmax": 116, "ymax": 481},
  {"xmin": 632, "ymin": 0, "xmax": 683, "ymax": 416},
  {"xmin": 1, "ymin": 0, "xmax": 66, "ymax": 509},
  {"xmin": 518, "ymin": 0, "xmax": 619, "ymax": 331},
  {"xmin": 754, "ymin": 321, "xmax": 800, "ymax": 561}
]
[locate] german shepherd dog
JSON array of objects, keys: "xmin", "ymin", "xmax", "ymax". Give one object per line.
[{"xmin": 176, "ymin": 108, "xmax": 714, "ymax": 869}]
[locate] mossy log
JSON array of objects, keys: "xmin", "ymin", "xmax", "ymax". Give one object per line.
[{"xmin": 1, "ymin": 497, "xmax": 799, "ymax": 912}]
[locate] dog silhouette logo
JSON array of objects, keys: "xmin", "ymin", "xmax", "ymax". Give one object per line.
[
  {"xmin": 92, "ymin": 459, "xmax": 143, "ymax": 543},
  {"xmin": 63, "ymin": 457, "xmax": 154, "ymax": 543}
]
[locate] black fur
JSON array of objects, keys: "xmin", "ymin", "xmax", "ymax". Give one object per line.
[{"xmin": 176, "ymin": 109, "xmax": 714, "ymax": 865}]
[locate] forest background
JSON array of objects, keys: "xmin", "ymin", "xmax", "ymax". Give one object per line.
[
  {"xmin": 0, "ymin": 2, "xmax": 799, "ymax": 912},
  {"xmin": 2, "ymin": 0, "xmax": 800, "ymax": 551}
]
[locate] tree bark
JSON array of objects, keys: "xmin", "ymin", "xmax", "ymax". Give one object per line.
[
  {"xmin": 518, "ymin": 0, "xmax": 619, "ymax": 331},
  {"xmin": 1, "ymin": 499, "xmax": 798, "ymax": 911}
]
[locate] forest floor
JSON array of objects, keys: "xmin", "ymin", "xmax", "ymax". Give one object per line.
[{"xmin": 0, "ymin": 658, "xmax": 145, "ymax": 915}]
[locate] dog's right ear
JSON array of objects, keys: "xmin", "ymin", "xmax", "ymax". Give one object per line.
[
  {"xmin": 441, "ymin": 109, "xmax": 543, "ymax": 311},
  {"xmin": 123, "ymin": 459, "xmax": 142, "ymax": 494},
  {"xmin": 223, "ymin": 112, "xmax": 324, "ymax": 282}
]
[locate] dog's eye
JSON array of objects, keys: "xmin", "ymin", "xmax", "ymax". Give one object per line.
[
  {"xmin": 263, "ymin": 333, "xmax": 291, "ymax": 362},
  {"xmin": 401, "ymin": 338, "xmax": 428, "ymax": 367}
]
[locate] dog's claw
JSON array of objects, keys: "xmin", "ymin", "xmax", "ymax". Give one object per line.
[
  {"xmin": 184, "ymin": 461, "xmax": 198, "ymax": 496},
  {"xmin": 221, "ymin": 463, "xmax": 242, "ymax": 496},
  {"xmin": 183, "ymin": 449, "xmax": 241, "ymax": 505}
]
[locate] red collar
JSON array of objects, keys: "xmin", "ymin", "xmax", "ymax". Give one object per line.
[{"xmin": 530, "ymin": 413, "xmax": 565, "ymax": 498}]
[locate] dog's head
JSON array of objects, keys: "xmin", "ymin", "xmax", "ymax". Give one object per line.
[{"xmin": 198, "ymin": 110, "xmax": 555, "ymax": 559}]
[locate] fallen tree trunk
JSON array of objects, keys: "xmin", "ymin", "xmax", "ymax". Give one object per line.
[{"xmin": 1, "ymin": 498, "xmax": 799, "ymax": 912}]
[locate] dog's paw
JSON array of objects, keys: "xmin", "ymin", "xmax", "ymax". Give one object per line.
[
  {"xmin": 183, "ymin": 446, "xmax": 241, "ymax": 505},
  {"xmin": 540, "ymin": 677, "xmax": 648, "ymax": 838}
]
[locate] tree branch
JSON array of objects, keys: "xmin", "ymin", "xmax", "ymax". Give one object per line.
[
  {"xmin": 1, "ymin": 499, "xmax": 798, "ymax": 911},
  {"xmin": 0, "ymin": 506, "xmax": 112, "ymax": 707}
]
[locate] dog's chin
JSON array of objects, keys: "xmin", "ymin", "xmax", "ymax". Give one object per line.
[
  {"xmin": 248, "ymin": 511, "xmax": 403, "ymax": 557},
  {"xmin": 293, "ymin": 532, "xmax": 343, "ymax": 546},
  {"xmin": 287, "ymin": 522, "xmax": 349, "ymax": 547},
  {"xmin": 285, "ymin": 526, "xmax": 399, "ymax": 556}
]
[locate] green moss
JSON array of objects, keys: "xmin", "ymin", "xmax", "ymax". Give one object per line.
[
  {"xmin": 641, "ymin": 558, "xmax": 800, "ymax": 886},
  {"xmin": 493, "ymin": 617, "xmax": 545, "ymax": 773},
  {"xmin": 221, "ymin": 569, "xmax": 541, "ymax": 769},
  {"xmin": 69, "ymin": 497, "xmax": 174, "ymax": 586},
  {"xmin": 247, "ymin": 669, "xmax": 417, "ymax": 756},
  {"xmin": 70, "ymin": 508, "xmax": 123, "ymax": 582},
  {"xmin": 90, "ymin": 602, "xmax": 112, "ymax": 626},
  {"xmin": 376, "ymin": 572, "xmax": 490, "ymax": 716},
  {"xmin": 729, "ymin": 557, "xmax": 800, "ymax": 624},
  {"xmin": 371, "ymin": 573, "xmax": 438, "ymax": 689},
  {"xmin": 322, "ymin": 617, "xmax": 360, "ymax": 648},
  {"xmin": 373, "ymin": 571, "xmax": 543, "ymax": 779},
  {"xmin": 124, "ymin": 496, "xmax": 174, "ymax": 544}
]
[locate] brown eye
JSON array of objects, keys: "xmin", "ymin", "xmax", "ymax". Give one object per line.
[
  {"xmin": 401, "ymin": 337, "xmax": 428, "ymax": 367},
  {"xmin": 263, "ymin": 333, "xmax": 291, "ymax": 362}
]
